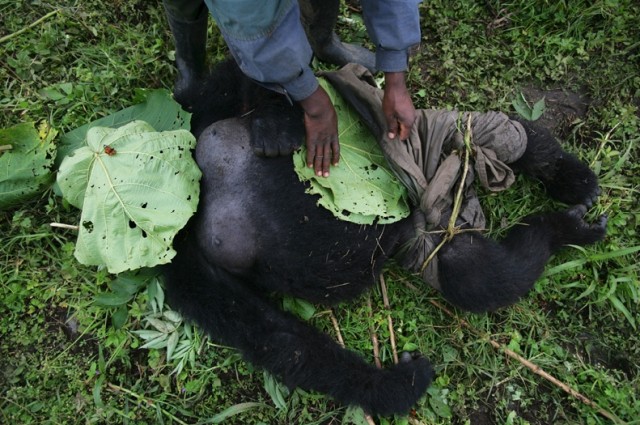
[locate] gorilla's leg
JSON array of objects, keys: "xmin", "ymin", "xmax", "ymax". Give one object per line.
[
  {"xmin": 164, "ymin": 234, "xmax": 433, "ymax": 416},
  {"xmin": 437, "ymin": 205, "xmax": 607, "ymax": 312},
  {"xmin": 162, "ymin": 0, "xmax": 209, "ymax": 106},
  {"xmin": 299, "ymin": 0, "xmax": 376, "ymax": 72},
  {"xmin": 512, "ymin": 118, "xmax": 600, "ymax": 207}
]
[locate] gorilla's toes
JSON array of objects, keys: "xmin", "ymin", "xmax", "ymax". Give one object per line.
[
  {"xmin": 567, "ymin": 204, "xmax": 589, "ymax": 220},
  {"xmin": 595, "ymin": 214, "xmax": 609, "ymax": 230},
  {"xmin": 589, "ymin": 214, "xmax": 608, "ymax": 236},
  {"xmin": 561, "ymin": 205, "xmax": 607, "ymax": 245},
  {"xmin": 400, "ymin": 351, "xmax": 423, "ymax": 363},
  {"xmin": 583, "ymin": 185, "xmax": 601, "ymax": 209},
  {"xmin": 367, "ymin": 355, "xmax": 433, "ymax": 416}
]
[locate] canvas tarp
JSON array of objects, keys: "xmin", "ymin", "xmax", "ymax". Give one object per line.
[{"xmin": 320, "ymin": 64, "xmax": 528, "ymax": 289}]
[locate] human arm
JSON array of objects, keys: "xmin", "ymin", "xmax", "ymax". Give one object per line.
[
  {"xmin": 205, "ymin": 0, "xmax": 338, "ymax": 176},
  {"xmin": 360, "ymin": 0, "xmax": 421, "ymax": 139}
]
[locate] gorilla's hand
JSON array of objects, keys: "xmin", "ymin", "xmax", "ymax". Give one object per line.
[
  {"xmin": 554, "ymin": 204, "xmax": 608, "ymax": 247},
  {"xmin": 250, "ymin": 101, "xmax": 305, "ymax": 158}
]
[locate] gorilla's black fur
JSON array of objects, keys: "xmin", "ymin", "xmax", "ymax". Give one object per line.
[{"xmin": 163, "ymin": 60, "xmax": 607, "ymax": 416}]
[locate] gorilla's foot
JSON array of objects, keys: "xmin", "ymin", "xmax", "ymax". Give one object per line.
[
  {"xmin": 543, "ymin": 153, "xmax": 601, "ymax": 207},
  {"xmin": 556, "ymin": 204, "xmax": 608, "ymax": 246},
  {"xmin": 316, "ymin": 33, "xmax": 377, "ymax": 73},
  {"xmin": 360, "ymin": 354, "xmax": 433, "ymax": 416}
]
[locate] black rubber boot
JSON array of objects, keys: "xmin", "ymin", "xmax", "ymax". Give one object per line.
[
  {"xmin": 164, "ymin": 3, "xmax": 209, "ymax": 106},
  {"xmin": 298, "ymin": 0, "xmax": 376, "ymax": 72}
]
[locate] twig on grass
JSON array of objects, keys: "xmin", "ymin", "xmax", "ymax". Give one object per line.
[
  {"xmin": 366, "ymin": 295, "xmax": 382, "ymax": 369},
  {"xmin": 50, "ymin": 222, "xmax": 79, "ymax": 230},
  {"xmin": 332, "ymin": 305, "xmax": 377, "ymax": 424},
  {"xmin": 426, "ymin": 298, "xmax": 626, "ymax": 425},
  {"xmin": 379, "ymin": 273, "xmax": 399, "ymax": 364},
  {"xmin": 0, "ymin": 144, "xmax": 13, "ymax": 153},
  {"xmin": 0, "ymin": 10, "xmax": 61, "ymax": 44},
  {"xmin": 106, "ymin": 383, "xmax": 190, "ymax": 425},
  {"xmin": 329, "ymin": 309, "xmax": 345, "ymax": 348}
]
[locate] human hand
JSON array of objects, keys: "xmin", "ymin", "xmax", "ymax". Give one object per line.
[
  {"xmin": 383, "ymin": 72, "xmax": 416, "ymax": 141},
  {"xmin": 299, "ymin": 85, "xmax": 340, "ymax": 177}
]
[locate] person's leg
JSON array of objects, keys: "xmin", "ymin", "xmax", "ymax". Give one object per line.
[
  {"xmin": 298, "ymin": 0, "xmax": 376, "ymax": 72},
  {"xmin": 162, "ymin": 0, "xmax": 209, "ymax": 104}
]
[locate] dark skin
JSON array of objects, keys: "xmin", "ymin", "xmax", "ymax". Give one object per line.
[{"xmin": 300, "ymin": 71, "xmax": 416, "ymax": 177}]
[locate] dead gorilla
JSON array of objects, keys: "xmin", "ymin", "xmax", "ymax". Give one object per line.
[{"xmin": 163, "ymin": 60, "xmax": 607, "ymax": 416}]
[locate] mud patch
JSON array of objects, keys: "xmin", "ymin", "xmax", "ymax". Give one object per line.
[{"xmin": 519, "ymin": 86, "xmax": 591, "ymax": 139}]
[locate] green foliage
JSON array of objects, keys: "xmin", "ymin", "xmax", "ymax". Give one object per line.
[
  {"xmin": 512, "ymin": 93, "xmax": 546, "ymax": 121},
  {"xmin": 0, "ymin": 121, "xmax": 57, "ymax": 209},
  {"xmin": 57, "ymin": 121, "xmax": 200, "ymax": 273},
  {"xmin": 293, "ymin": 79, "xmax": 409, "ymax": 225},
  {"xmin": 1, "ymin": 0, "xmax": 639, "ymax": 423},
  {"xmin": 56, "ymin": 89, "xmax": 191, "ymax": 167}
]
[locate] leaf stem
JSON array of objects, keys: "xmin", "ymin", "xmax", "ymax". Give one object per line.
[
  {"xmin": 0, "ymin": 10, "xmax": 61, "ymax": 44},
  {"xmin": 50, "ymin": 222, "xmax": 79, "ymax": 230}
]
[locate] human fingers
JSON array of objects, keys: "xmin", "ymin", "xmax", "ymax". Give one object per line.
[
  {"xmin": 313, "ymin": 141, "xmax": 334, "ymax": 177},
  {"xmin": 386, "ymin": 115, "xmax": 400, "ymax": 140}
]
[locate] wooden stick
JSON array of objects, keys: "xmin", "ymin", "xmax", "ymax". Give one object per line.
[
  {"xmin": 106, "ymin": 382, "xmax": 189, "ymax": 425},
  {"xmin": 50, "ymin": 222, "xmax": 79, "ymax": 230},
  {"xmin": 427, "ymin": 299, "xmax": 625, "ymax": 424},
  {"xmin": 366, "ymin": 295, "xmax": 382, "ymax": 369},
  {"xmin": 0, "ymin": 10, "xmax": 61, "ymax": 44},
  {"xmin": 328, "ymin": 309, "xmax": 345, "ymax": 348},
  {"xmin": 379, "ymin": 273, "xmax": 398, "ymax": 364},
  {"xmin": 330, "ymin": 309, "xmax": 376, "ymax": 424},
  {"xmin": 0, "ymin": 144, "xmax": 13, "ymax": 153}
]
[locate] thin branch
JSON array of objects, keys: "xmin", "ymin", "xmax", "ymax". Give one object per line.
[
  {"xmin": 50, "ymin": 222, "xmax": 79, "ymax": 230},
  {"xmin": 0, "ymin": 10, "xmax": 61, "ymax": 44},
  {"xmin": 106, "ymin": 383, "xmax": 190, "ymax": 425},
  {"xmin": 427, "ymin": 299, "xmax": 625, "ymax": 424},
  {"xmin": 379, "ymin": 273, "xmax": 398, "ymax": 364},
  {"xmin": 329, "ymin": 309, "xmax": 345, "ymax": 348},
  {"xmin": 0, "ymin": 144, "xmax": 13, "ymax": 153},
  {"xmin": 366, "ymin": 295, "xmax": 382, "ymax": 369}
]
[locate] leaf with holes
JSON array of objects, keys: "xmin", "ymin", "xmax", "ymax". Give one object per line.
[
  {"xmin": 293, "ymin": 79, "xmax": 409, "ymax": 224},
  {"xmin": 57, "ymin": 120, "xmax": 200, "ymax": 273},
  {"xmin": 0, "ymin": 122, "xmax": 57, "ymax": 210},
  {"xmin": 55, "ymin": 89, "xmax": 190, "ymax": 167}
]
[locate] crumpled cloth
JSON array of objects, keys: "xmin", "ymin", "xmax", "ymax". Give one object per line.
[{"xmin": 320, "ymin": 64, "xmax": 528, "ymax": 290}]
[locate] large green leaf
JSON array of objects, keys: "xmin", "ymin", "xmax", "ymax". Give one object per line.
[
  {"xmin": 55, "ymin": 89, "xmax": 190, "ymax": 167},
  {"xmin": 293, "ymin": 79, "xmax": 409, "ymax": 224},
  {"xmin": 57, "ymin": 121, "xmax": 201, "ymax": 274},
  {"xmin": 0, "ymin": 122, "xmax": 57, "ymax": 210}
]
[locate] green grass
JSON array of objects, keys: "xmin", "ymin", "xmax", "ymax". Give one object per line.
[{"xmin": 1, "ymin": 0, "xmax": 639, "ymax": 424}]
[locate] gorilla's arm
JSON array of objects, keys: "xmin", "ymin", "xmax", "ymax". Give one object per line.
[
  {"xmin": 437, "ymin": 205, "xmax": 607, "ymax": 312},
  {"xmin": 436, "ymin": 118, "xmax": 607, "ymax": 312},
  {"xmin": 164, "ymin": 225, "xmax": 433, "ymax": 416},
  {"xmin": 510, "ymin": 117, "xmax": 601, "ymax": 207}
]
